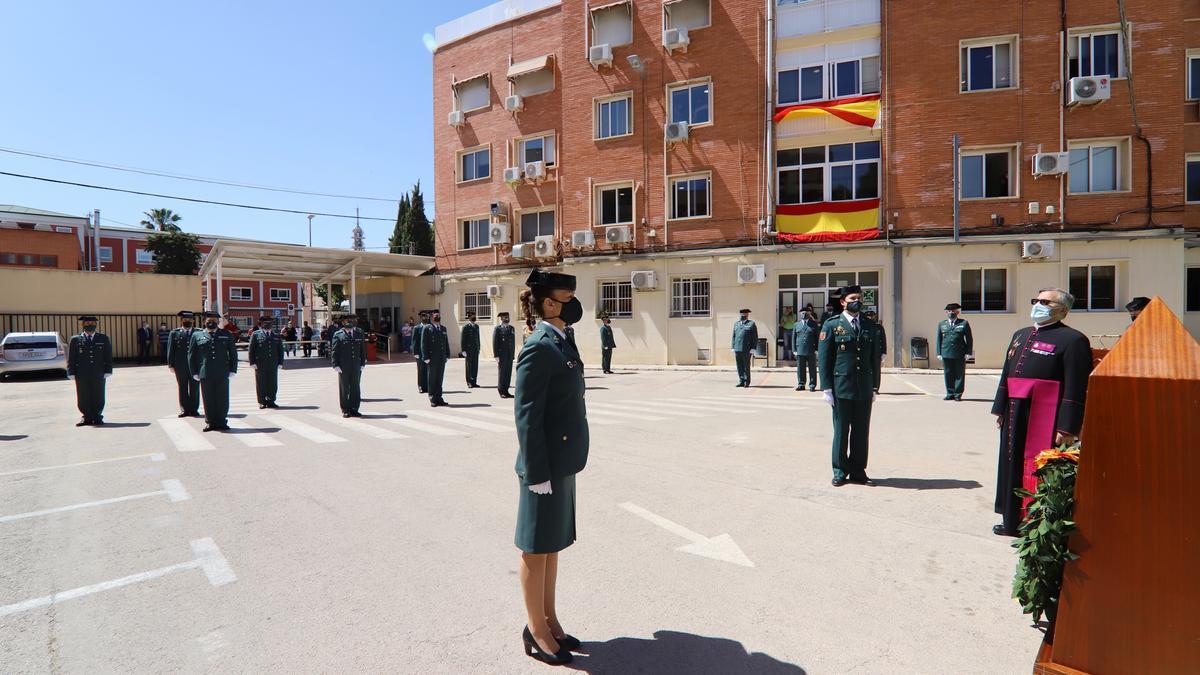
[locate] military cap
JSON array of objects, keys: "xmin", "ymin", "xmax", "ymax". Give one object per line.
[
  {"xmin": 177, "ymin": 310, "xmax": 195, "ymax": 318},
  {"xmin": 78, "ymin": 315, "xmax": 98, "ymax": 321},
  {"xmin": 259, "ymin": 315, "xmax": 275, "ymax": 322},
  {"xmin": 525, "ymin": 268, "xmax": 577, "ymax": 291},
  {"xmin": 944, "ymin": 302, "xmax": 962, "ymax": 311},
  {"xmin": 497, "ymin": 311, "xmax": 510, "ymax": 318},
  {"xmin": 427, "ymin": 309, "xmax": 441, "ymax": 315},
  {"xmin": 1125, "ymin": 297, "xmax": 1150, "ymax": 312},
  {"xmin": 202, "ymin": 311, "xmax": 222, "ymax": 319},
  {"xmin": 418, "ymin": 310, "xmax": 429, "ymax": 317},
  {"xmin": 739, "ymin": 308, "xmax": 751, "ymax": 313},
  {"xmin": 839, "ymin": 285, "xmax": 863, "ymax": 296}
]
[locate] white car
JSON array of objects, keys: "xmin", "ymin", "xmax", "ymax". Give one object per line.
[{"xmin": 0, "ymin": 331, "xmax": 68, "ymax": 380}]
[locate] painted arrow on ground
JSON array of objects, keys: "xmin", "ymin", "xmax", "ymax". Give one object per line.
[{"xmin": 619, "ymin": 502, "xmax": 754, "ymax": 568}]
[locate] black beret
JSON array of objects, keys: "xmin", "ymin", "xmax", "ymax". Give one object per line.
[
  {"xmin": 945, "ymin": 303, "xmax": 962, "ymax": 311},
  {"xmin": 525, "ymin": 268, "xmax": 576, "ymax": 291},
  {"xmin": 177, "ymin": 310, "xmax": 195, "ymax": 318},
  {"xmin": 78, "ymin": 315, "xmax": 98, "ymax": 321},
  {"xmin": 839, "ymin": 285, "xmax": 863, "ymax": 296},
  {"xmin": 1125, "ymin": 297, "xmax": 1150, "ymax": 312}
]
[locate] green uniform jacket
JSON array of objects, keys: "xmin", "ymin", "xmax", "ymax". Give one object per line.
[
  {"xmin": 731, "ymin": 319, "xmax": 758, "ymax": 352},
  {"xmin": 248, "ymin": 329, "xmax": 284, "ymax": 368},
  {"xmin": 422, "ymin": 324, "xmax": 450, "ymax": 362},
  {"xmin": 330, "ymin": 327, "xmax": 367, "ymax": 370},
  {"xmin": 493, "ymin": 323, "xmax": 516, "ymax": 359},
  {"xmin": 817, "ymin": 314, "xmax": 881, "ymax": 399},
  {"xmin": 67, "ymin": 332, "xmax": 113, "ymax": 377},
  {"xmin": 461, "ymin": 322, "xmax": 480, "ymax": 354},
  {"xmin": 936, "ymin": 319, "xmax": 973, "ymax": 358},
  {"xmin": 792, "ymin": 319, "xmax": 819, "ymax": 356},
  {"xmin": 600, "ymin": 324, "xmax": 616, "ymax": 349},
  {"xmin": 413, "ymin": 322, "xmax": 427, "ymax": 359},
  {"xmin": 188, "ymin": 329, "xmax": 237, "ymax": 379},
  {"xmin": 166, "ymin": 327, "xmax": 197, "ymax": 370},
  {"xmin": 514, "ymin": 326, "xmax": 589, "ymax": 485}
]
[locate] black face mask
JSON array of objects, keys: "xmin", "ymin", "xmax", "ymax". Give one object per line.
[
  {"xmin": 549, "ymin": 297, "xmax": 583, "ymax": 326},
  {"xmin": 182, "ymin": 321, "xmax": 193, "ymax": 328},
  {"xmin": 205, "ymin": 322, "xmax": 218, "ymax": 331},
  {"xmin": 83, "ymin": 325, "xmax": 97, "ymax": 333},
  {"xmin": 845, "ymin": 301, "xmax": 863, "ymax": 314}
]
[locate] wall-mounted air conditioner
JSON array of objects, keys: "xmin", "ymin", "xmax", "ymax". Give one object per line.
[
  {"xmin": 737, "ymin": 264, "xmax": 766, "ymax": 284},
  {"xmin": 589, "ymin": 44, "xmax": 613, "ymax": 69},
  {"xmin": 631, "ymin": 270, "xmax": 657, "ymax": 290},
  {"xmin": 605, "ymin": 225, "xmax": 631, "ymax": 244},
  {"xmin": 511, "ymin": 243, "xmax": 535, "ymax": 259},
  {"xmin": 665, "ymin": 122, "xmax": 689, "ymax": 145},
  {"xmin": 488, "ymin": 222, "xmax": 510, "ymax": 245},
  {"xmin": 524, "ymin": 161, "xmax": 546, "ymax": 183},
  {"xmin": 486, "ymin": 284, "xmax": 502, "ymax": 299},
  {"xmin": 504, "ymin": 166, "xmax": 524, "ymax": 184},
  {"xmin": 533, "ymin": 235, "xmax": 556, "ymax": 258},
  {"xmin": 663, "ymin": 27, "xmax": 690, "ymax": 54},
  {"xmin": 448, "ymin": 110, "xmax": 464, "ymax": 127},
  {"xmin": 1032, "ymin": 152, "xmax": 1069, "ymax": 177},
  {"xmin": 1067, "ymin": 76, "xmax": 1111, "ymax": 106},
  {"xmin": 1021, "ymin": 240, "xmax": 1056, "ymax": 260},
  {"xmin": 571, "ymin": 230, "xmax": 595, "ymax": 248},
  {"xmin": 504, "ymin": 95, "xmax": 524, "ymax": 112}
]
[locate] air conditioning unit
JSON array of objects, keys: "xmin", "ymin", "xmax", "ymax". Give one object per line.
[
  {"xmin": 631, "ymin": 270, "xmax": 657, "ymax": 291},
  {"xmin": 571, "ymin": 230, "xmax": 595, "ymax": 248},
  {"xmin": 1068, "ymin": 76, "xmax": 1111, "ymax": 106},
  {"xmin": 486, "ymin": 284, "xmax": 502, "ymax": 299},
  {"xmin": 605, "ymin": 225, "xmax": 631, "ymax": 244},
  {"xmin": 737, "ymin": 264, "xmax": 766, "ymax": 284},
  {"xmin": 665, "ymin": 121, "xmax": 689, "ymax": 145},
  {"xmin": 663, "ymin": 27, "xmax": 690, "ymax": 53},
  {"xmin": 504, "ymin": 95, "xmax": 524, "ymax": 112},
  {"xmin": 1032, "ymin": 152, "xmax": 1070, "ymax": 177},
  {"xmin": 1021, "ymin": 240, "xmax": 1056, "ymax": 260},
  {"xmin": 488, "ymin": 222, "xmax": 510, "ymax": 245},
  {"xmin": 511, "ymin": 243, "xmax": 535, "ymax": 259},
  {"xmin": 589, "ymin": 44, "xmax": 613, "ymax": 68},
  {"xmin": 523, "ymin": 161, "xmax": 546, "ymax": 183},
  {"xmin": 503, "ymin": 166, "xmax": 524, "ymax": 184},
  {"xmin": 448, "ymin": 110, "xmax": 465, "ymax": 127},
  {"xmin": 533, "ymin": 235, "xmax": 556, "ymax": 258}
]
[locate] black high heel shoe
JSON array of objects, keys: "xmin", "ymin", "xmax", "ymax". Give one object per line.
[
  {"xmin": 554, "ymin": 634, "xmax": 581, "ymax": 652},
  {"xmin": 522, "ymin": 626, "xmax": 572, "ymax": 665}
]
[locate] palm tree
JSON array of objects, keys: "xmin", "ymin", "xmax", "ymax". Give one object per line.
[{"xmin": 140, "ymin": 208, "xmax": 182, "ymax": 232}]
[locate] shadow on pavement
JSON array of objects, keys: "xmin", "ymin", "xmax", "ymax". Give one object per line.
[
  {"xmin": 955, "ymin": 398, "xmax": 993, "ymax": 403},
  {"xmin": 872, "ymin": 477, "xmax": 982, "ymax": 490},
  {"xmin": 360, "ymin": 413, "xmax": 409, "ymax": 419},
  {"xmin": 278, "ymin": 359, "xmax": 336, "ymax": 371},
  {"xmin": 274, "ymin": 405, "xmax": 319, "ymax": 410},
  {"xmin": 361, "ymin": 398, "xmax": 402, "ymax": 403},
  {"xmin": 446, "ymin": 403, "xmax": 492, "ymax": 408},
  {"xmin": 224, "ymin": 427, "xmax": 280, "ymax": 434},
  {"xmin": 566, "ymin": 630, "xmax": 805, "ymax": 674},
  {"xmin": 0, "ymin": 435, "xmax": 28, "ymax": 441},
  {"xmin": 93, "ymin": 422, "xmax": 152, "ymax": 429},
  {"xmin": 747, "ymin": 385, "xmax": 794, "ymax": 390},
  {"xmin": 879, "ymin": 391, "xmax": 923, "ymax": 396}
]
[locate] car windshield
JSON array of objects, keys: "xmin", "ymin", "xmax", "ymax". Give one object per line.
[{"xmin": 4, "ymin": 339, "xmax": 59, "ymax": 349}]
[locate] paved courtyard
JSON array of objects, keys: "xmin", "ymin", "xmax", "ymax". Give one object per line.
[{"xmin": 0, "ymin": 356, "xmax": 1041, "ymax": 673}]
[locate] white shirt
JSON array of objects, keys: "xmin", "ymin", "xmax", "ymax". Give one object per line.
[
  {"xmin": 540, "ymin": 321, "xmax": 567, "ymax": 341},
  {"xmin": 842, "ymin": 310, "xmax": 861, "ymax": 332}
]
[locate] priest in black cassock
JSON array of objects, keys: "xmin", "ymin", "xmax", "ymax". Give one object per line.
[{"xmin": 991, "ymin": 287, "xmax": 1093, "ymax": 537}]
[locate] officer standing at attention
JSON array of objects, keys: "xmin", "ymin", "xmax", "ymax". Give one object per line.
[
  {"xmin": 599, "ymin": 315, "xmax": 616, "ymax": 374},
  {"xmin": 936, "ymin": 302, "xmax": 973, "ymax": 401},
  {"xmin": 188, "ymin": 311, "xmax": 236, "ymax": 432},
  {"xmin": 67, "ymin": 315, "xmax": 113, "ymax": 426},
  {"xmin": 461, "ymin": 310, "xmax": 481, "ymax": 388},
  {"xmin": 493, "ymin": 311, "xmax": 516, "ymax": 398},
  {"xmin": 731, "ymin": 308, "xmax": 758, "ymax": 387},
  {"xmin": 248, "ymin": 315, "xmax": 284, "ymax": 409},
  {"xmin": 414, "ymin": 310, "xmax": 430, "ymax": 393},
  {"xmin": 818, "ymin": 285, "xmax": 881, "ymax": 487},
  {"xmin": 330, "ymin": 314, "xmax": 367, "ymax": 417},
  {"xmin": 793, "ymin": 307, "xmax": 819, "ymax": 391},
  {"xmin": 422, "ymin": 309, "xmax": 450, "ymax": 407},
  {"xmin": 167, "ymin": 310, "xmax": 201, "ymax": 417}
]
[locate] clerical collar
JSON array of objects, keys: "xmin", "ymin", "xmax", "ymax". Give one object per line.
[{"xmin": 540, "ymin": 321, "xmax": 566, "ymax": 340}]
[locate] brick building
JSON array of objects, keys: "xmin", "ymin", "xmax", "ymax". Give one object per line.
[{"xmin": 431, "ymin": 0, "xmax": 1200, "ymax": 368}]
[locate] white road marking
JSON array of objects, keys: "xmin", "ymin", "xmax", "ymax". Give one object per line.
[
  {"xmin": 585, "ymin": 406, "xmax": 668, "ymax": 422},
  {"xmin": 0, "ymin": 537, "xmax": 235, "ymax": 618},
  {"xmin": 606, "ymin": 401, "xmax": 704, "ymax": 417},
  {"xmin": 0, "ymin": 479, "xmax": 190, "ymax": 524},
  {"xmin": 894, "ymin": 376, "xmax": 936, "ymax": 396},
  {"xmin": 690, "ymin": 396, "xmax": 804, "ymax": 410},
  {"xmin": 657, "ymin": 399, "xmax": 775, "ymax": 414},
  {"xmin": 405, "ymin": 409, "xmax": 511, "ymax": 432},
  {"xmin": 381, "ymin": 417, "xmax": 469, "ymax": 436},
  {"xmin": 262, "ymin": 414, "xmax": 347, "ymax": 444},
  {"xmin": 223, "ymin": 418, "xmax": 284, "ymax": 447},
  {"xmin": 158, "ymin": 418, "xmax": 216, "ymax": 452},
  {"xmin": 0, "ymin": 453, "xmax": 164, "ymax": 477},
  {"xmin": 313, "ymin": 413, "xmax": 408, "ymax": 439},
  {"xmin": 455, "ymin": 408, "xmax": 515, "ymax": 423},
  {"xmin": 618, "ymin": 502, "xmax": 754, "ymax": 568}
]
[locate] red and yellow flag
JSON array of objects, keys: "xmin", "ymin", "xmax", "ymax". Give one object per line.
[
  {"xmin": 773, "ymin": 94, "xmax": 881, "ymax": 128},
  {"xmin": 775, "ymin": 199, "xmax": 880, "ymax": 243}
]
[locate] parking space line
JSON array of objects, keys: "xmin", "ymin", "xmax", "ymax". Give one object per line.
[
  {"xmin": 313, "ymin": 413, "xmax": 408, "ymax": 439},
  {"xmin": 0, "ymin": 479, "xmax": 190, "ymax": 524},
  {"xmin": 609, "ymin": 401, "xmax": 705, "ymax": 417},
  {"xmin": 223, "ymin": 419, "xmax": 285, "ymax": 447},
  {"xmin": 0, "ymin": 453, "xmax": 165, "ymax": 478},
  {"xmin": 381, "ymin": 417, "xmax": 469, "ymax": 436},
  {"xmin": 262, "ymin": 414, "xmax": 347, "ymax": 444},
  {"xmin": 405, "ymin": 409, "xmax": 512, "ymax": 432},
  {"xmin": 158, "ymin": 418, "xmax": 216, "ymax": 452},
  {"xmin": 892, "ymin": 376, "xmax": 936, "ymax": 396}
]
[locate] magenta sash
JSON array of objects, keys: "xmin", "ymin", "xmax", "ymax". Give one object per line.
[{"xmin": 1005, "ymin": 377, "xmax": 1061, "ymax": 510}]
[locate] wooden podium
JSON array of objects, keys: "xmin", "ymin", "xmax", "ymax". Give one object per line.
[{"xmin": 1035, "ymin": 298, "xmax": 1200, "ymax": 673}]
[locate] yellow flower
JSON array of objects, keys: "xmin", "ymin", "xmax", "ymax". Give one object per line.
[{"xmin": 1034, "ymin": 447, "xmax": 1081, "ymax": 470}]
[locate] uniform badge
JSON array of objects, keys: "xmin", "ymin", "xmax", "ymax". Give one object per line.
[
  {"xmin": 819, "ymin": 331, "xmax": 826, "ymax": 340},
  {"xmin": 839, "ymin": 344, "xmax": 846, "ymax": 351},
  {"xmin": 833, "ymin": 325, "xmax": 847, "ymax": 336},
  {"xmin": 566, "ymin": 360, "xmax": 577, "ymax": 369}
]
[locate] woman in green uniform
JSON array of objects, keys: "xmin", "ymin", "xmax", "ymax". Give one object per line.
[{"xmin": 514, "ymin": 268, "xmax": 589, "ymax": 666}]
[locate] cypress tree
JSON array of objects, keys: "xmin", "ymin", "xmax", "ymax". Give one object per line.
[
  {"xmin": 388, "ymin": 194, "xmax": 410, "ymax": 254},
  {"xmin": 407, "ymin": 181, "xmax": 434, "ymax": 256}
]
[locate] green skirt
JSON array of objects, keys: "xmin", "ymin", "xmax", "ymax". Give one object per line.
[{"xmin": 515, "ymin": 474, "xmax": 576, "ymax": 554}]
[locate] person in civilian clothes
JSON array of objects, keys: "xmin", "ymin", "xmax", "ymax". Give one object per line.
[
  {"xmin": 461, "ymin": 311, "xmax": 481, "ymax": 388},
  {"xmin": 248, "ymin": 316, "xmax": 284, "ymax": 409},
  {"xmin": 67, "ymin": 315, "xmax": 113, "ymax": 426},
  {"xmin": 156, "ymin": 322, "xmax": 170, "ymax": 363},
  {"xmin": 422, "ymin": 310, "xmax": 449, "ymax": 407},
  {"xmin": 493, "ymin": 311, "xmax": 516, "ymax": 398},
  {"xmin": 136, "ymin": 321, "xmax": 152, "ymax": 364},
  {"xmin": 414, "ymin": 310, "xmax": 430, "ymax": 393},
  {"xmin": 818, "ymin": 286, "xmax": 881, "ymax": 487},
  {"xmin": 731, "ymin": 309, "xmax": 758, "ymax": 387},
  {"xmin": 302, "ymin": 321, "xmax": 314, "ymax": 357},
  {"xmin": 937, "ymin": 303, "xmax": 974, "ymax": 401},
  {"xmin": 513, "ymin": 268, "xmax": 589, "ymax": 666},
  {"xmin": 599, "ymin": 316, "xmax": 616, "ymax": 374},
  {"xmin": 330, "ymin": 314, "xmax": 367, "ymax": 417},
  {"xmin": 188, "ymin": 311, "xmax": 237, "ymax": 432},
  {"xmin": 793, "ymin": 308, "xmax": 819, "ymax": 391},
  {"xmin": 991, "ymin": 288, "xmax": 1092, "ymax": 536},
  {"xmin": 166, "ymin": 310, "xmax": 201, "ymax": 417}
]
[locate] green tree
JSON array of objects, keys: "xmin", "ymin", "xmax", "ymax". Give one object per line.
[
  {"xmin": 140, "ymin": 208, "xmax": 182, "ymax": 232},
  {"xmin": 315, "ymin": 284, "xmax": 346, "ymax": 310},
  {"xmin": 407, "ymin": 181, "xmax": 434, "ymax": 256},
  {"xmin": 388, "ymin": 194, "xmax": 411, "ymax": 254},
  {"xmin": 144, "ymin": 229, "xmax": 202, "ymax": 275}
]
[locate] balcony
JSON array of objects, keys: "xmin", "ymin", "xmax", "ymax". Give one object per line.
[{"xmin": 777, "ymin": 0, "xmax": 879, "ymax": 40}]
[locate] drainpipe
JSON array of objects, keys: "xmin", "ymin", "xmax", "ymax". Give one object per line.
[{"xmin": 764, "ymin": 0, "xmax": 776, "ymax": 245}]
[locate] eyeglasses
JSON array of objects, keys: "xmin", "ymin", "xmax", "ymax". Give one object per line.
[{"xmin": 1030, "ymin": 298, "xmax": 1057, "ymax": 306}]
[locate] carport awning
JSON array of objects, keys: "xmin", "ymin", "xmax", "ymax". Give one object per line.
[{"xmin": 197, "ymin": 240, "xmax": 434, "ymax": 284}]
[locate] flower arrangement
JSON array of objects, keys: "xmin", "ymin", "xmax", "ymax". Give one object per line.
[{"xmin": 1011, "ymin": 444, "xmax": 1081, "ymax": 624}]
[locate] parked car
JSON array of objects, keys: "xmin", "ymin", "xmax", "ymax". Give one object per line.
[{"xmin": 0, "ymin": 331, "xmax": 68, "ymax": 380}]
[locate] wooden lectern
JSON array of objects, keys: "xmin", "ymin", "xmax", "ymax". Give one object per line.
[{"xmin": 1035, "ymin": 298, "xmax": 1200, "ymax": 673}]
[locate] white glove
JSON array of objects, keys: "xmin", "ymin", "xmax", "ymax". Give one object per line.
[
  {"xmin": 334, "ymin": 366, "xmax": 343, "ymax": 374},
  {"xmin": 250, "ymin": 363, "xmax": 257, "ymax": 370},
  {"xmin": 66, "ymin": 374, "xmax": 73, "ymax": 380},
  {"xmin": 228, "ymin": 371, "xmax": 235, "ymax": 379},
  {"xmin": 872, "ymin": 392, "xmax": 877, "ymax": 402},
  {"xmin": 169, "ymin": 367, "xmax": 174, "ymax": 373},
  {"xmin": 193, "ymin": 375, "xmax": 201, "ymax": 381},
  {"xmin": 528, "ymin": 481, "xmax": 553, "ymax": 495},
  {"xmin": 424, "ymin": 359, "xmax": 430, "ymax": 364},
  {"xmin": 103, "ymin": 373, "xmax": 111, "ymax": 379},
  {"xmin": 731, "ymin": 348, "xmax": 737, "ymax": 353},
  {"xmin": 823, "ymin": 390, "xmax": 835, "ymax": 407},
  {"xmin": 495, "ymin": 357, "xmax": 500, "ymax": 362},
  {"xmin": 936, "ymin": 355, "xmax": 942, "ymax": 361}
]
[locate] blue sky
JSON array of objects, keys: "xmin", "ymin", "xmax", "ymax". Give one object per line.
[{"xmin": 0, "ymin": 0, "xmax": 481, "ymax": 249}]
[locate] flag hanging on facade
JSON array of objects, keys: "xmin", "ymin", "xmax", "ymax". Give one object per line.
[
  {"xmin": 772, "ymin": 94, "xmax": 881, "ymax": 128},
  {"xmin": 775, "ymin": 199, "xmax": 881, "ymax": 243}
]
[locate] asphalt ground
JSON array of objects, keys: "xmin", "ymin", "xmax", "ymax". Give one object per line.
[{"xmin": 0, "ymin": 355, "xmax": 1041, "ymax": 674}]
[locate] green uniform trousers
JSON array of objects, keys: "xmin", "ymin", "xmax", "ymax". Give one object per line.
[
  {"xmin": 417, "ymin": 355, "xmax": 427, "ymax": 391},
  {"xmin": 942, "ymin": 357, "xmax": 966, "ymax": 396},
  {"xmin": 426, "ymin": 360, "xmax": 446, "ymax": 402},
  {"xmin": 338, "ymin": 368, "xmax": 361, "ymax": 413},
  {"xmin": 735, "ymin": 351, "xmax": 752, "ymax": 385},
  {"xmin": 497, "ymin": 357, "xmax": 513, "ymax": 394},
  {"xmin": 174, "ymin": 367, "xmax": 200, "ymax": 415},
  {"xmin": 255, "ymin": 366, "xmax": 279, "ymax": 405},
  {"xmin": 601, "ymin": 348, "xmax": 613, "ymax": 372},
  {"xmin": 200, "ymin": 376, "xmax": 230, "ymax": 427},
  {"xmin": 832, "ymin": 397, "xmax": 872, "ymax": 480},
  {"xmin": 465, "ymin": 350, "xmax": 479, "ymax": 385},
  {"xmin": 796, "ymin": 353, "xmax": 817, "ymax": 389},
  {"xmin": 74, "ymin": 375, "xmax": 106, "ymax": 421}
]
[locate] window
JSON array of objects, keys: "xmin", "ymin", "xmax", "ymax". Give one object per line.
[
  {"xmin": 509, "ymin": 55, "xmax": 555, "ymax": 98},
  {"xmin": 519, "ymin": 209, "xmax": 555, "ymax": 242},
  {"xmin": 960, "ymin": 148, "xmax": 1015, "ymax": 199},
  {"xmin": 98, "ymin": 246, "xmax": 113, "ymax": 263},
  {"xmin": 230, "ymin": 287, "xmax": 253, "ymax": 302},
  {"xmin": 1189, "ymin": 52, "xmax": 1200, "ymax": 100},
  {"xmin": 1188, "ymin": 155, "xmax": 1200, "ymax": 204},
  {"xmin": 831, "ymin": 56, "xmax": 880, "ymax": 98},
  {"xmin": 269, "ymin": 288, "xmax": 292, "ymax": 302},
  {"xmin": 591, "ymin": 1, "xmax": 632, "ymax": 47},
  {"xmin": 671, "ymin": 277, "xmax": 710, "ymax": 317},
  {"xmin": 777, "ymin": 65, "xmax": 824, "ymax": 105},
  {"xmin": 453, "ymin": 75, "xmax": 489, "ymax": 112},
  {"xmin": 596, "ymin": 183, "xmax": 634, "ymax": 226},
  {"xmin": 669, "ymin": 174, "xmax": 711, "ymax": 220},
  {"xmin": 460, "ymin": 216, "xmax": 490, "ymax": 249},
  {"xmin": 1068, "ymin": 29, "xmax": 1124, "ymax": 79},
  {"xmin": 1068, "ymin": 264, "xmax": 1117, "ymax": 311},
  {"xmin": 960, "ymin": 268, "xmax": 1008, "ymax": 312},
  {"xmin": 777, "ymin": 141, "xmax": 879, "ymax": 204},
  {"xmin": 458, "ymin": 146, "xmax": 490, "ymax": 183},
  {"xmin": 1187, "ymin": 268, "xmax": 1200, "ymax": 312},
  {"xmin": 599, "ymin": 280, "xmax": 633, "ymax": 318},
  {"xmin": 668, "ymin": 80, "xmax": 711, "ymax": 126},
  {"xmin": 595, "ymin": 94, "xmax": 632, "ymax": 140},
  {"xmin": 960, "ymin": 38, "xmax": 1015, "ymax": 92},
  {"xmin": 0, "ymin": 252, "xmax": 57, "ymax": 267},
  {"xmin": 1069, "ymin": 139, "xmax": 1127, "ymax": 194},
  {"xmin": 664, "ymin": 0, "xmax": 710, "ymax": 32},
  {"xmin": 463, "ymin": 292, "xmax": 491, "ymax": 320},
  {"xmin": 517, "ymin": 133, "xmax": 556, "ymax": 167},
  {"xmin": 136, "ymin": 249, "xmax": 154, "ymax": 265},
  {"xmin": 777, "ymin": 56, "xmax": 878, "ymax": 105}
]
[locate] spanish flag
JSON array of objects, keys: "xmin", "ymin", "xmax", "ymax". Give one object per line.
[
  {"xmin": 773, "ymin": 94, "xmax": 881, "ymax": 128},
  {"xmin": 775, "ymin": 199, "xmax": 880, "ymax": 243}
]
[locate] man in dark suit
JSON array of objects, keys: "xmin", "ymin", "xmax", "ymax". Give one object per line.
[
  {"xmin": 188, "ymin": 311, "xmax": 237, "ymax": 432},
  {"xmin": 792, "ymin": 308, "xmax": 819, "ymax": 391},
  {"xmin": 167, "ymin": 310, "xmax": 201, "ymax": 417},
  {"xmin": 67, "ymin": 315, "xmax": 113, "ymax": 426},
  {"xmin": 599, "ymin": 316, "xmax": 616, "ymax": 374},
  {"xmin": 422, "ymin": 309, "xmax": 450, "ymax": 407},
  {"xmin": 493, "ymin": 311, "xmax": 516, "ymax": 398},
  {"xmin": 818, "ymin": 286, "xmax": 881, "ymax": 487},
  {"xmin": 461, "ymin": 311, "xmax": 481, "ymax": 388}
]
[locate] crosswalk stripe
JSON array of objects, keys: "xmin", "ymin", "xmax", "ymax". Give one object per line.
[
  {"xmin": 405, "ymin": 410, "xmax": 511, "ymax": 433},
  {"xmin": 457, "ymin": 408, "xmax": 515, "ymax": 423},
  {"xmin": 585, "ymin": 406, "xmax": 667, "ymax": 422},
  {"xmin": 223, "ymin": 418, "xmax": 284, "ymax": 447},
  {"xmin": 652, "ymin": 399, "xmax": 763, "ymax": 413},
  {"xmin": 691, "ymin": 396, "xmax": 803, "ymax": 409},
  {"xmin": 261, "ymin": 414, "xmax": 347, "ymax": 444},
  {"xmin": 381, "ymin": 417, "xmax": 468, "ymax": 436},
  {"xmin": 604, "ymin": 401, "xmax": 705, "ymax": 417},
  {"xmin": 157, "ymin": 418, "xmax": 215, "ymax": 452},
  {"xmin": 313, "ymin": 413, "xmax": 408, "ymax": 439}
]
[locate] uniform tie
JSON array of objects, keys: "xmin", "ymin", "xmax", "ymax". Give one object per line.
[{"xmin": 851, "ymin": 317, "xmax": 859, "ymax": 334}]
